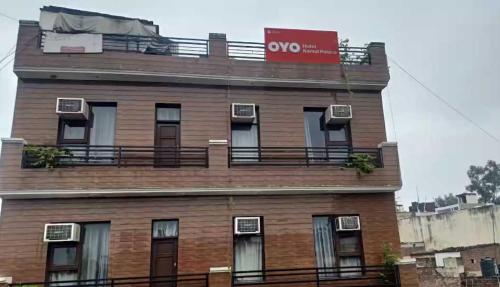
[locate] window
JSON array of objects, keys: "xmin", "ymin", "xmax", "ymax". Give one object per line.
[
  {"xmin": 152, "ymin": 220, "xmax": 179, "ymax": 238},
  {"xmin": 155, "ymin": 105, "xmax": 181, "ymax": 167},
  {"xmin": 233, "ymin": 217, "xmax": 263, "ymax": 282},
  {"xmin": 58, "ymin": 103, "xmax": 117, "ymax": 146},
  {"xmin": 46, "ymin": 223, "xmax": 110, "ymax": 284},
  {"xmin": 304, "ymin": 108, "xmax": 351, "ymax": 162},
  {"xmin": 231, "ymin": 107, "xmax": 260, "ymax": 162},
  {"xmin": 313, "ymin": 216, "xmax": 363, "ymax": 278}
]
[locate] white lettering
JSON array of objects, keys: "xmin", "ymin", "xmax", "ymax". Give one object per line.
[
  {"xmin": 278, "ymin": 42, "xmax": 290, "ymax": 52},
  {"xmin": 289, "ymin": 42, "xmax": 300, "ymax": 53},
  {"xmin": 267, "ymin": 41, "xmax": 302, "ymax": 53},
  {"xmin": 268, "ymin": 42, "xmax": 280, "ymax": 52}
]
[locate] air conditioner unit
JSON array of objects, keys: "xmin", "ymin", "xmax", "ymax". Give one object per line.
[
  {"xmin": 231, "ymin": 103, "xmax": 256, "ymax": 123},
  {"xmin": 234, "ymin": 217, "xmax": 261, "ymax": 235},
  {"xmin": 56, "ymin": 98, "xmax": 88, "ymax": 120},
  {"xmin": 325, "ymin": 105, "xmax": 352, "ymax": 124},
  {"xmin": 44, "ymin": 223, "xmax": 80, "ymax": 242},
  {"xmin": 335, "ymin": 216, "xmax": 360, "ymax": 231}
]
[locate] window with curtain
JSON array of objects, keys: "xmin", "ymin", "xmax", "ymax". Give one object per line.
[
  {"xmin": 304, "ymin": 108, "xmax": 351, "ymax": 163},
  {"xmin": 313, "ymin": 216, "xmax": 363, "ymax": 278},
  {"xmin": 231, "ymin": 107, "xmax": 260, "ymax": 162},
  {"xmin": 152, "ymin": 220, "xmax": 179, "ymax": 238},
  {"xmin": 47, "ymin": 223, "xmax": 110, "ymax": 285},
  {"xmin": 234, "ymin": 218, "xmax": 263, "ymax": 282}
]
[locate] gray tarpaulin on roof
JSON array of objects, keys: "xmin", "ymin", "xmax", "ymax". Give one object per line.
[{"xmin": 52, "ymin": 12, "xmax": 157, "ymax": 36}]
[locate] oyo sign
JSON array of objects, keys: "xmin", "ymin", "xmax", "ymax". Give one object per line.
[{"xmin": 264, "ymin": 28, "xmax": 340, "ymax": 64}]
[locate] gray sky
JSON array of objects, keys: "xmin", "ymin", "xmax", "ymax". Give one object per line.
[{"xmin": 0, "ymin": 0, "xmax": 499, "ymax": 208}]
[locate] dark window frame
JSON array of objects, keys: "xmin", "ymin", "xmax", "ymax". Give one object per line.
[
  {"xmin": 45, "ymin": 221, "xmax": 111, "ymax": 282},
  {"xmin": 151, "ymin": 219, "xmax": 180, "ymax": 240},
  {"xmin": 303, "ymin": 107, "xmax": 353, "ymax": 148},
  {"xmin": 232, "ymin": 216, "xmax": 265, "ymax": 280},
  {"xmin": 312, "ymin": 214, "xmax": 365, "ymax": 272},
  {"xmin": 57, "ymin": 102, "xmax": 117, "ymax": 145}
]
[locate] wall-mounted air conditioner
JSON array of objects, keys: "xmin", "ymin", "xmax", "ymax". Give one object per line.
[
  {"xmin": 56, "ymin": 98, "xmax": 88, "ymax": 120},
  {"xmin": 325, "ymin": 105, "xmax": 352, "ymax": 124},
  {"xmin": 234, "ymin": 217, "xmax": 261, "ymax": 235},
  {"xmin": 44, "ymin": 223, "xmax": 81, "ymax": 242},
  {"xmin": 231, "ymin": 103, "xmax": 256, "ymax": 123},
  {"xmin": 335, "ymin": 216, "xmax": 360, "ymax": 231}
]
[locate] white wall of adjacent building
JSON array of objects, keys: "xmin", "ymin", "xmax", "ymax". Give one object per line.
[{"xmin": 399, "ymin": 205, "xmax": 500, "ymax": 251}]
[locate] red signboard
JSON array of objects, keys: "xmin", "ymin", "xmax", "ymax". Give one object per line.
[{"xmin": 264, "ymin": 28, "xmax": 340, "ymax": 64}]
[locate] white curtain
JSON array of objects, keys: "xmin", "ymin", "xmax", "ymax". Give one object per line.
[
  {"xmin": 303, "ymin": 111, "xmax": 326, "ymax": 160},
  {"xmin": 153, "ymin": 221, "xmax": 178, "ymax": 238},
  {"xmin": 234, "ymin": 236, "xmax": 262, "ymax": 281},
  {"xmin": 231, "ymin": 125, "xmax": 259, "ymax": 161},
  {"xmin": 49, "ymin": 271, "xmax": 78, "ymax": 286},
  {"xmin": 80, "ymin": 223, "xmax": 110, "ymax": 283},
  {"xmin": 339, "ymin": 257, "xmax": 362, "ymax": 277},
  {"xmin": 313, "ymin": 217, "xmax": 336, "ymax": 278},
  {"xmin": 157, "ymin": 108, "xmax": 180, "ymax": 121},
  {"xmin": 89, "ymin": 106, "xmax": 116, "ymax": 162}
]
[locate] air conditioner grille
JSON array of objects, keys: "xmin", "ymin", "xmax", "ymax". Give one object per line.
[
  {"xmin": 45, "ymin": 224, "xmax": 74, "ymax": 241},
  {"xmin": 336, "ymin": 216, "xmax": 360, "ymax": 231},
  {"xmin": 58, "ymin": 99, "xmax": 82, "ymax": 113},
  {"xmin": 233, "ymin": 104, "xmax": 255, "ymax": 117},
  {"xmin": 236, "ymin": 218, "xmax": 260, "ymax": 233},
  {"xmin": 332, "ymin": 106, "xmax": 352, "ymax": 118}
]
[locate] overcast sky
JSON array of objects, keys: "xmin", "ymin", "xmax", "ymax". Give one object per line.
[{"xmin": 0, "ymin": 0, "xmax": 499, "ymax": 208}]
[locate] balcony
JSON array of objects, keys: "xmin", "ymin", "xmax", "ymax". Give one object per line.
[
  {"xmin": 228, "ymin": 146, "xmax": 382, "ymax": 167},
  {"xmin": 21, "ymin": 145, "xmax": 209, "ymax": 168}
]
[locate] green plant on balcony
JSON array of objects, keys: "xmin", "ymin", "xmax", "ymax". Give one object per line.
[
  {"xmin": 24, "ymin": 145, "xmax": 70, "ymax": 169},
  {"xmin": 346, "ymin": 153, "xmax": 376, "ymax": 175},
  {"xmin": 379, "ymin": 243, "xmax": 400, "ymax": 284}
]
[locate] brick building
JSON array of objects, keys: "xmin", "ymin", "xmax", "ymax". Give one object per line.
[{"xmin": 0, "ymin": 6, "xmax": 413, "ymax": 287}]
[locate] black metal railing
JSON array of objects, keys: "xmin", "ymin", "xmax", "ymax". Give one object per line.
[
  {"xmin": 8, "ymin": 273, "xmax": 209, "ymax": 287},
  {"xmin": 227, "ymin": 41, "xmax": 371, "ymax": 65},
  {"xmin": 228, "ymin": 146, "xmax": 382, "ymax": 167},
  {"xmin": 232, "ymin": 266, "xmax": 399, "ymax": 287},
  {"xmin": 40, "ymin": 31, "xmax": 209, "ymax": 58},
  {"xmin": 22, "ymin": 145, "xmax": 209, "ymax": 168}
]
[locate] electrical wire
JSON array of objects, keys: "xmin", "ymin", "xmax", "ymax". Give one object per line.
[
  {"xmin": 0, "ymin": 11, "xmax": 18, "ymax": 22},
  {"xmin": 0, "ymin": 56, "xmax": 14, "ymax": 72},
  {"xmin": 0, "ymin": 44, "xmax": 16, "ymax": 65},
  {"xmin": 389, "ymin": 57, "xmax": 500, "ymax": 144},
  {"xmin": 384, "ymin": 84, "xmax": 398, "ymax": 142}
]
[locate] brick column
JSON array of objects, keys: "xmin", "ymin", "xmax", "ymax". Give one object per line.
[
  {"xmin": 208, "ymin": 267, "xmax": 231, "ymax": 287},
  {"xmin": 209, "ymin": 33, "xmax": 228, "ymax": 58},
  {"xmin": 0, "ymin": 138, "xmax": 27, "ymax": 169},
  {"xmin": 397, "ymin": 261, "xmax": 420, "ymax": 287}
]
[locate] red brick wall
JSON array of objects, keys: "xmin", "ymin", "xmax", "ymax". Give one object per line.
[{"xmin": 0, "ymin": 193, "xmax": 400, "ymax": 282}]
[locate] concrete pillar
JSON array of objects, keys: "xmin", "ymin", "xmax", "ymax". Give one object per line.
[
  {"xmin": 367, "ymin": 42, "xmax": 388, "ymax": 66},
  {"xmin": 209, "ymin": 33, "xmax": 228, "ymax": 58}
]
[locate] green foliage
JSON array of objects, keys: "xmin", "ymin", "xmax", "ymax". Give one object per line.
[
  {"xmin": 434, "ymin": 193, "xmax": 459, "ymax": 207},
  {"xmin": 24, "ymin": 145, "xmax": 70, "ymax": 169},
  {"xmin": 466, "ymin": 160, "xmax": 500, "ymax": 204},
  {"xmin": 346, "ymin": 153, "xmax": 376, "ymax": 175},
  {"xmin": 379, "ymin": 243, "xmax": 399, "ymax": 283}
]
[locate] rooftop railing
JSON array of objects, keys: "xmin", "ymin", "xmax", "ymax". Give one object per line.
[{"xmin": 22, "ymin": 145, "xmax": 209, "ymax": 168}]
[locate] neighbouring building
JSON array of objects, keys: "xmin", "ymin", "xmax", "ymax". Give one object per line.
[{"xmin": 0, "ymin": 6, "xmax": 412, "ymax": 287}]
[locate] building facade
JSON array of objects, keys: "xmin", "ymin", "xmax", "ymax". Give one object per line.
[{"xmin": 0, "ymin": 6, "xmax": 404, "ymax": 287}]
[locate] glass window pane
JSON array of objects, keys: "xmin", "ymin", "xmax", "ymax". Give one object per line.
[
  {"xmin": 304, "ymin": 111, "xmax": 326, "ymax": 160},
  {"xmin": 339, "ymin": 257, "xmax": 362, "ymax": 277},
  {"xmin": 80, "ymin": 223, "xmax": 110, "ymax": 281},
  {"xmin": 313, "ymin": 217, "xmax": 336, "ymax": 278},
  {"xmin": 234, "ymin": 236, "xmax": 263, "ymax": 282},
  {"xmin": 63, "ymin": 122, "xmax": 86, "ymax": 140},
  {"xmin": 49, "ymin": 271, "xmax": 78, "ymax": 286},
  {"xmin": 52, "ymin": 246, "xmax": 77, "ymax": 266},
  {"xmin": 338, "ymin": 235, "xmax": 360, "ymax": 253},
  {"xmin": 328, "ymin": 125, "xmax": 347, "ymax": 142},
  {"xmin": 231, "ymin": 124, "xmax": 259, "ymax": 162},
  {"xmin": 153, "ymin": 221, "xmax": 178, "ymax": 238},
  {"xmin": 157, "ymin": 107, "xmax": 180, "ymax": 121},
  {"xmin": 89, "ymin": 106, "xmax": 116, "ymax": 146}
]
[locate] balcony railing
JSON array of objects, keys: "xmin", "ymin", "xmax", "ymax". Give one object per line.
[
  {"xmin": 22, "ymin": 145, "xmax": 209, "ymax": 168},
  {"xmin": 232, "ymin": 266, "xmax": 399, "ymax": 287},
  {"xmin": 8, "ymin": 273, "xmax": 209, "ymax": 287},
  {"xmin": 227, "ymin": 41, "xmax": 371, "ymax": 64},
  {"xmin": 40, "ymin": 31, "xmax": 209, "ymax": 58},
  {"xmin": 228, "ymin": 146, "xmax": 382, "ymax": 167}
]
